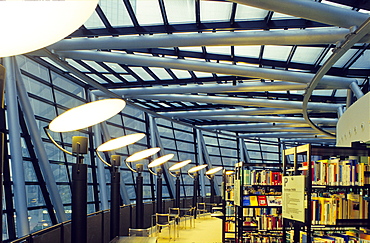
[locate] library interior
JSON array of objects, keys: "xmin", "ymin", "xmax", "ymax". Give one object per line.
[{"xmin": 2, "ymin": 0, "xmax": 370, "ymax": 242}]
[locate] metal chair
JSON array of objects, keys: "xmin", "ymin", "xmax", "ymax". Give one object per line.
[
  {"xmin": 155, "ymin": 213, "xmax": 174, "ymax": 240},
  {"xmin": 196, "ymin": 202, "xmax": 208, "ymax": 218},
  {"xmin": 168, "ymin": 208, "xmax": 180, "ymax": 236},
  {"xmin": 182, "ymin": 207, "xmax": 195, "ymax": 229}
]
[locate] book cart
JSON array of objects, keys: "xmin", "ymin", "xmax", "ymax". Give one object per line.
[{"xmin": 282, "ymin": 143, "xmax": 370, "ymax": 243}]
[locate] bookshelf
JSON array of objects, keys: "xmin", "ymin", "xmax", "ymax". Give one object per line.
[
  {"xmin": 282, "ymin": 143, "xmax": 370, "ymax": 243},
  {"xmin": 236, "ymin": 164, "xmax": 283, "ymax": 243},
  {"xmin": 222, "ymin": 168, "xmax": 237, "ymax": 243}
]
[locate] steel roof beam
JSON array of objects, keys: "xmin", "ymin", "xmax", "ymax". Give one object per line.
[
  {"xmin": 49, "ymin": 28, "xmax": 362, "ymax": 50},
  {"xmin": 56, "ymin": 50, "xmax": 357, "ymax": 88},
  {"xmin": 191, "ymin": 115, "xmax": 337, "ymax": 125},
  {"xmin": 92, "ymin": 81, "xmax": 335, "ymax": 98},
  {"xmin": 239, "ymin": 132, "xmax": 333, "ymax": 138},
  {"xmin": 231, "ymin": 0, "xmax": 369, "ymax": 29},
  {"xmin": 160, "ymin": 108, "xmax": 302, "ymax": 118},
  {"xmin": 131, "ymin": 94, "xmax": 342, "ymax": 112},
  {"xmin": 200, "ymin": 123, "xmax": 325, "ymax": 130}
]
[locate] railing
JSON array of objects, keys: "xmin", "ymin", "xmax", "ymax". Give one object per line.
[{"xmin": 5, "ymin": 198, "xmax": 198, "ymax": 243}]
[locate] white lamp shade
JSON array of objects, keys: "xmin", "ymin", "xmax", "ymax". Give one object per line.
[
  {"xmin": 169, "ymin": 160, "xmax": 191, "ymax": 171},
  {"xmin": 188, "ymin": 164, "xmax": 208, "ymax": 174},
  {"xmin": 96, "ymin": 133, "xmax": 145, "ymax": 152},
  {"xmin": 206, "ymin": 166, "xmax": 223, "ymax": 175},
  {"xmin": 126, "ymin": 147, "xmax": 161, "ymax": 162},
  {"xmin": 0, "ymin": 0, "xmax": 98, "ymax": 57},
  {"xmin": 148, "ymin": 154, "xmax": 174, "ymax": 168},
  {"xmin": 49, "ymin": 99, "xmax": 126, "ymax": 132}
]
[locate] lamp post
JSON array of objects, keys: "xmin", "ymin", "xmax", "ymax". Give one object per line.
[
  {"xmin": 125, "ymin": 147, "xmax": 161, "ymax": 229},
  {"xmin": 96, "ymin": 133, "xmax": 145, "ymax": 240},
  {"xmin": 188, "ymin": 164, "xmax": 207, "ymax": 219},
  {"xmin": 205, "ymin": 167, "xmax": 223, "ymax": 204},
  {"xmin": 168, "ymin": 160, "xmax": 192, "ymax": 208},
  {"xmin": 44, "ymin": 98, "xmax": 126, "ymax": 243},
  {"xmin": 148, "ymin": 154, "xmax": 174, "ymax": 213}
]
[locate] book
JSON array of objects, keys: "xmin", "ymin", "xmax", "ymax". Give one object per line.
[
  {"xmin": 267, "ymin": 195, "xmax": 282, "ymax": 206},
  {"xmin": 257, "ymin": 195, "xmax": 268, "ymax": 206},
  {"xmin": 243, "ymin": 195, "xmax": 251, "ymax": 206},
  {"xmin": 250, "ymin": 196, "xmax": 258, "ymax": 206}
]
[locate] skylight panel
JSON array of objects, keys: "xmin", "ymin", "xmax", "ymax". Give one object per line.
[
  {"xmin": 103, "ymin": 74, "xmax": 123, "ymax": 83},
  {"xmin": 234, "ymin": 46, "xmax": 261, "ymax": 58},
  {"xmin": 170, "ymin": 103, "xmax": 182, "ymax": 107},
  {"xmin": 312, "ymin": 90, "xmax": 333, "ymax": 96},
  {"xmin": 263, "ymin": 46, "xmax": 292, "ymax": 61},
  {"xmin": 332, "ymin": 49, "xmax": 358, "ymax": 68},
  {"xmin": 181, "ymin": 102, "xmax": 194, "ymax": 107},
  {"xmin": 193, "ymin": 71, "xmax": 213, "ymax": 78},
  {"xmin": 125, "ymin": 75, "xmax": 139, "ymax": 83},
  {"xmin": 99, "ymin": 0, "xmax": 133, "ymax": 27},
  {"xmin": 171, "ymin": 69, "xmax": 192, "ymax": 79},
  {"xmin": 149, "ymin": 67, "xmax": 173, "ymax": 80},
  {"xmin": 334, "ymin": 89, "xmax": 347, "ymax": 97},
  {"xmin": 83, "ymin": 60, "xmax": 108, "ymax": 72},
  {"xmin": 321, "ymin": 0, "xmax": 352, "ymax": 9},
  {"xmin": 200, "ymin": 1, "xmax": 232, "ymax": 22},
  {"xmin": 205, "ymin": 46, "xmax": 231, "ymax": 56},
  {"xmin": 180, "ymin": 47, "xmax": 203, "ymax": 53},
  {"xmin": 271, "ymin": 12, "xmax": 299, "ymax": 20},
  {"xmin": 40, "ymin": 57, "xmax": 68, "ymax": 72},
  {"xmin": 291, "ymin": 46, "xmax": 323, "ymax": 65},
  {"xmin": 83, "ymin": 8, "xmax": 105, "ymax": 29},
  {"xmin": 130, "ymin": 67, "xmax": 154, "ymax": 81},
  {"xmin": 235, "ymin": 5, "xmax": 267, "ymax": 21},
  {"xmin": 65, "ymin": 59, "xmax": 90, "ymax": 72},
  {"xmin": 86, "ymin": 74, "xmax": 108, "ymax": 84},
  {"xmin": 104, "ymin": 62, "xmax": 128, "ymax": 73},
  {"xmin": 132, "ymin": 0, "xmax": 163, "ymax": 26},
  {"xmin": 352, "ymin": 51, "xmax": 370, "ymax": 69},
  {"xmin": 158, "ymin": 102, "xmax": 171, "ymax": 108},
  {"xmin": 164, "ymin": 0, "xmax": 196, "ymax": 24}
]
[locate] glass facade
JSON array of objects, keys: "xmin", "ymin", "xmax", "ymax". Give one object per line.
[{"xmin": 0, "ymin": 55, "xmax": 287, "ymax": 240}]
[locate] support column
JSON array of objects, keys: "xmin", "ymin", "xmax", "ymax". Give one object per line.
[
  {"xmin": 110, "ymin": 163, "xmax": 120, "ymax": 239},
  {"xmin": 156, "ymin": 169, "xmax": 163, "ymax": 213},
  {"xmin": 14, "ymin": 58, "xmax": 67, "ymax": 222},
  {"xmin": 4, "ymin": 57, "xmax": 30, "ymax": 237},
  {"xmin": 136, "ymin": 164, "xmax": 144, "ymax": 229}
]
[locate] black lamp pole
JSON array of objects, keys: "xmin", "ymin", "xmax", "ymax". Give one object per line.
[
  {"xmin": 192, "ymin": 172, "xmax": 198, "ymax": 219},
  {"xmin": 156, "ymin": 168, "xmax": 163, "ymax": 213},
  {"xmin": 136, "ymin": 164, "xmax": 144, "ymax": 228},
  {"xmin": 71, "ymin": 136, "xmax": 88, "ymax": 243},
  {"xmin": 209, "ymin": 174, "xmax": 215, "ymax": 204},
  {"xmin": 110, "ymin": 155, "xmax": 121, "ymax": 239},
  {"xmin": 175, "ymin": 172, "xmax": 180, "ymax": 208}
]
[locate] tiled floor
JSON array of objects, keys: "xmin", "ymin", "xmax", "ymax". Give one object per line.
[{"xmin": 156, "ymin": 215, "xmax": 222, "ymax": 243}]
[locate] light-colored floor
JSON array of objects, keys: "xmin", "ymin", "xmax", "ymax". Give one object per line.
[{"xmin": 155, "ymin": 215, "xmax": 222, "ymax": 243}]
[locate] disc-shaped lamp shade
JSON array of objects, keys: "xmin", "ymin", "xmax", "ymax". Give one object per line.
[
  {"xmin": 49, "ymin": 99, "xmax": 126, "ymax": 132},
  {"xmin": 206, "ymin": 167, "xmax": 223, "ymax": 175},
  {"xmin": 96, "ymin": 133, "xmax": 145, "ymax": 152},
  {"xmin": 225, "ymin": 171, "xmax": 234, "ymax": 175},
  {"xmin": 0, "ymin": 0, "xmax": 98, "ymax": 57},
  {"xmin": 169, "ymin": 160, "xmax": 191, "ymax": 171},
  {"xmin": 126, "ymin": 147, "xmax": 161, "ymax": 163},
  {"xmin": 148, "ymin": 154, "xmax": 174, "ymax": 168},
  {"xmin": 188, "ymin": 164, "xmax": 208, "ymax": 174}
]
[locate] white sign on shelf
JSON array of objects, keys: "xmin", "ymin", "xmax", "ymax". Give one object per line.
[{"xmin": 282, "ymin": 175, "xmax": 306, "ymax": 222}]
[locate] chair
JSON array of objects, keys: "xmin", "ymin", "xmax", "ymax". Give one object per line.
[
  {"xmin": 196, "ymin": 202, "xmax": 208, "ymax": 218},
  {"xmin": 155, "ymin": 213, "xmax": 174, "ymax": 240},
  {"xmin": 182, "ymin": 207, "xmax": 195, "ymax": 229},
  {"xmin": 168, "ymin": 208, "xmax": 180, "ymax": 236}
]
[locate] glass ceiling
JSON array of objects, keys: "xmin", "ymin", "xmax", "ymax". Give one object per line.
[{"xmin": 27, "ymin": 0, "xmax": 370, "ymax": 144}]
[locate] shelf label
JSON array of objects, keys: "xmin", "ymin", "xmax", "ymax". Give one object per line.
[{"xmin": 282, "ymin": 175, "xmax": 305, "ymax": 222}]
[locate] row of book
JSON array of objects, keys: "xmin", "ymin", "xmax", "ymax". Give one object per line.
[
  {"xmin": 243, "ymin": 207, "xmax": 281, "ymax": 217},
  {"xmin": 311, "ymin": 193, "xmax": 368, "ymax": 225},
  {"xmin": 224, "ymin": 221, "xmax": 235, "ymax": 232},
  {"xmin": 243, "ymin": 195, "xmax": 282, "ymax": 207},
  {"xmin": 244, "ymin": 236, "xmax": 283, "ymax": 243},
  {"xmin": 242, "ymin": 170, "xmax": 282, "ymax": 185},
  {"xmin": 255, "ymin": 215, "xmax": 283, "ymax": 231},
  {"xmin": 301, "ymin": 159, "xmax": 370, "ymax": 186}
]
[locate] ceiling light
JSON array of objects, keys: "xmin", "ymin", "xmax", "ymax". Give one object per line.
[
  {"xmin": 0, "ymin": 0, "xmax": 98, "ymax": 57},
  {"xmin": 148, "ymin": 154, "xmax": 174, "ymax": 168},
  {"xmin": 206, "ymin": 166, "xmax": 223, "ymax": 175},
  {"xmin": 49, "ymin": 99, "xmax": 126, "ymax": 132},
  {"xmin": 96, "ymin": 133, "xmax": 145, "ymax": 152},
  {"xmin": 169, "ymin": 160, "xmax": 191, "ymax": 171},
  {"xmin": 188, "ymin": 164, "xmax": 208, "ymax": 174},
  {"xmin": 126, "ymin": 147, "xmax": 161, "ymax": 162}
]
